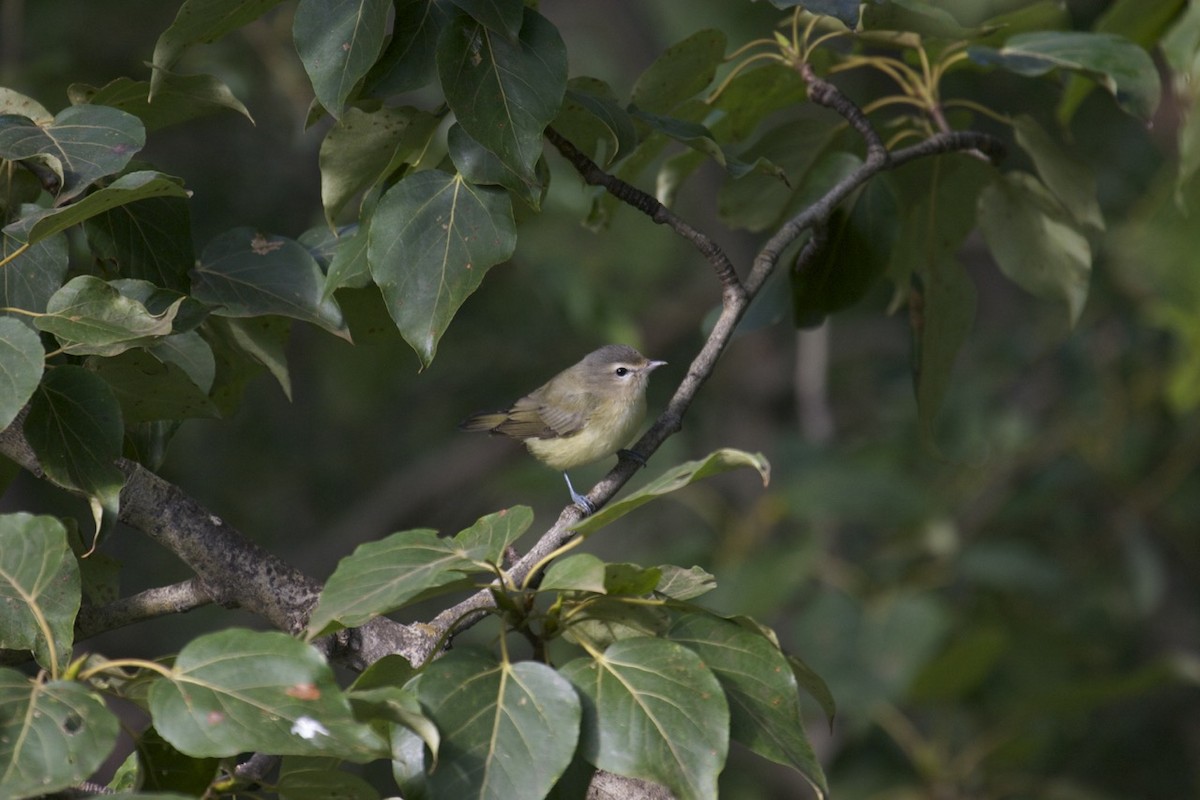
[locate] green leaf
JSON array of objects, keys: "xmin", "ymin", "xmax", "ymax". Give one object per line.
[
  {"xmin": 630, "ymin": 29, "xmax": 726, "ymax": 115},
  {"xmin": 860, "ymin": 0, "xmax": 981, "ymax": 38},
  {"xmin": 0, "ymin": 105, "xmax": 144, "ymax": 202},
  {"xmin": 448, "ymin": 0, "xmax": 523, "ymax": 38},
  {"xmin": 793, "ymin": 174, "xmax": 900, "ymax": 327},
  {"xmin": 0, "ymin": 668, "xmax": 119, "ymax": 798},
  {"xmin": 977, "ymin": 171, "xmax": 1091, "ymax": 326},
  {"xmin": 437, "ymin": 7, "xmax": 566, "ymax": 181},
  {"xmin": 1011, "ymin": 115, "xmax": 1103, "ymax": 230},
  {"xmin": 448, "ymin": 123, "xmax": 545, "ymax": 208},
  {"xmin": 89, "ymin": 349, "xmax": 219, "ymax": 423},
  {"xmin": 0, "ymin": 318, "xmax": 44, "ymax": 432},
  {"xmin": 967, "ymin": 31, "xmax": 1161, "ymax": 120},
  {"xmin": 0, "ymin": 514, "xmax": 80, "ymax": 676},
  {"xmin": 192, "ymin": 228, "xmax": 349, "ymax": 339},
  {"xmin": 36, "ymin": 275, "xmax": 180, "ymax": 356},
  {"xmin": 668, "ymin": 613, "xmax": 827, "ymax": 798},
  {"xmin": 24, "ymin": 366, "xmax": 125, "ymax": 541},
  {"xmin": 416, "ymin": 650, "xmax": 582, "ymax": 800},
  {"xmin": 204, "ymin": 315, "xmax": 293, "ymax": 409},
  {"xmin": 551, "ymin": 78, "xmax": 639, "ymax": 167},
  {"xmin": 451, "ymin": 505, "xmax": 533, "ymax": 562},
  {"xmin": 318, "ymin": 105, "xmax": 440, "ymax": 227},
  {"xmin": 718, "ymin": 118, "xmax": 838, "ymax": 232},
  {"xmin": 0, "ymin": 87, "xmax": 52, "ymax": 123},
  {"xmin": 294, "ymin": 0, "xmax": 390, "ymax": 119},
  {"xmin": 0, "ymin": 229, "xmax": 68, "ymax": 325},
  {"xmin": 540, "ymin": 553, "xmax": 607, "ymax": 594},
  {"xmin": 6, "ymin": 171, "xmax": 190, "ymax": 248},
  {"xmin": 368, "ymin": 170, "xmax": 516, "ymax": 367},
  {"xmin": 306, "ymin": 528, "xmax": 475, "ymax": 637},
  {"xmin": 148, "ymin": 629, "xmax": 387, "ymax": 761},
  {"xmin": 276, "ymin": 756, "xmax": 382, "ymax": 800},
  {"xmin": 83, "ymin": 195, "xmax": 195, "ymax": 292},
  {"xmin": 561, "ymin": 637, "xmax": 729, "ymax": 800},
  {"xmin": 363, "ymin": 0, "xmax": 450, "ymax": 97},
  {"xmin": 153, "ymin": 331, "xmax": 217, "ymax": 394},
  {"xmin": 572, "ymin": 448, "xmax": 770, "ymax": 534},
  {"xmin": 602, "ymin": 563, "xmax": 662, "ymax": 596},
  {"xmin": 709, "ymin": 63, "xmax": 808, "ymax": 143},
  {"xmin": 68, "ymin": 73, "xmax": 253, "ymax": 131},
  {"xmin": 322, "ymin": 221, "xmax": 372, "ymax": 297},
  {"xmin": 888, "ymin": 156, "xmax": 990, "ymax": 450},
  {"xmin": 151, "ymin": 0, "xmax": 286, "ymax": 98},
  {"xmin": 654, "ymin": 565, "xmax": 716, "ymax": 601}
]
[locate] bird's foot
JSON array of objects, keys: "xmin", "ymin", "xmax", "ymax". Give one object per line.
[{"xmin": 562, "ymin": 472, "xmax": 595, "ymax": 515}]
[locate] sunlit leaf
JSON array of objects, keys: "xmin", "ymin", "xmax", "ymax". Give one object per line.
[
  {"xmin": 437, "ymin": 7, "xmax": 566, "ymax": 182},
  {"xmin": 0, "ymin": 668, "xmax": 119, "ymax": 797},
  {"xmin": 540, "ymin": 553, "xmax": 607, "ymax": 594},
  {"xmin": 572, "ymin": 449, "xmax": 770, "ymax": 534},
  {"xmin": 148, "ymin": 629, "xmax": 388, "ymax": 761},
  {"xmin": 368, "ymin": 170, "xmax": 515, "ymax": 367},
  {"xmin": 192, "ymin": 228, "xmax": 349, "ymax": 339},
  {"xmin": 294, "ymin": 0, "xmax": 390, "ymax": 119},
  {"xmin": 669, "ymin": 613, "xmax": 827, "ymax": 798},
  {"xmin": 36, "ymin": 275, "xmax": 180, "ymax": 356},
  {"xmin": 0, "ymin": 514, "xmax": 80, "ymax": 675},
  {"xmin": 654, "ymin": 565, "xmax": 716, "ymax": 601},
  {"xmin": 451, "ymin": 505, "xmax": 533, "ymax": 562},
  {"xmin": 0, "ymin": 105, "xmax": 144, "ymax": 202},
  {"xmin": 416, "ymin": 649, "xmax": 581, "ymax": 800},
  {"xmin": 561, "ymin": 637, "xmax": 729, "ymax": 800}
]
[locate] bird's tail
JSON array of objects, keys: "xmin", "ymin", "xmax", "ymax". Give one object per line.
[{"xmin": 458, "ymin": 411, "xmax": 508, "ymax": 432}]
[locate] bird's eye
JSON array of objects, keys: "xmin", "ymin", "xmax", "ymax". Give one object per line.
[{"xmin": 614, "ymin": 367, "xmax": 629, "ymax": 377}]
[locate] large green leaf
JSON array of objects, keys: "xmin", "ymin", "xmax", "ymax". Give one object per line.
[
  {"xmin": 448, "ymin": 0, "xmax": 524, "ymax": 38},
  {"xmin": 68, "ymin": 73, "xmax": 253, "ymax": 131},
  {"xmin": 276, "ymin": 756, "xmax": 382, "ymax": 800},
  {"xmin": 630, "ymin": 29, "xmax": 726, "ymax": 115},
  {"xmin": 306, "ymin": 507, "xmax": 530, "ymax": 637},
  {"xmin": 668, "ymin": 613, "xmax": 827, "ymax": 798},
  {"xmin": 571, "ymin": 449, "xmax": 770, "ymax": 535},
  {"xmin": 1011, "ymin": 115, "xmax": 1103, "ymax": 230},
  {"xmin": 551, "ymin": 77, "xmax": 639, "ymax": 167},
  {"xmin": 437, "ymin": 7, "xmax": 566, "ymax": 182},
  {"xmin": 150, "ymin": 0, "xmax": 286, "ymax": 98},
  {"xmin": 148, "ymin": 629, "xmax": 388, "ymax": 761},
  {"xmin": 968, "ymin": 31, "xmax": 1160, "ymax": 120},
  {"xmin": 89, "ymin": 349, "xmax": 219, "ymax": 423},
  {"xmin": 0, "ymin": 318, "xmax": 43, "ymax": 432},
  {"xmin": 6, "ymin": 171, "xmax": 190, "ymax": 247},
  {"xmin": 0, "ymin": 229, "xmax": 68, "ymax": 326},
  {"xmin": 561, "ymin": 637, "xmax": 729, "ymax": 800},
  {"xmin": 0, "ymin": 514, "xmax": 80, "ymax": 676},
  {"xmin": 363, "ymin": 0, "xmax": 450, "ymax": 97},
  {"xmin": 793, "ymin": 174, "xmax": 900, "ymax": 327},
  {"xmin": 36, "ymin": 275, "xmax": 180, "ymax": 356},
  {"xmin": 0, "ymin": 669, "xmax": 119, "ymax": 798},
  {"xmin": 888, "ymin": 155, "xmax": 991, "ymax": 451},
  {"xmin": 367, "ymin": 170, "xmax": 515, "ymax": 367},
  {"xmin": 415, "ymin": 650, "xmax": 581, "ymax": 800},
  {"xmin": 191, "ymin": 228, "xmax": 349, "ymax": 339},
  {"xmin": 24, "ymin": 366, "xmax": 124, "ymax": 541},
  {"xmin": 294, "ymin": 0, "xmax": 390, "ymax": 119},
  {"xmin": 977, "ymin": 171, "xmax": 1091, "ymax": 326},
  {"xmin": 318, "ymin": 105, "xmax": 440, "ymax": 226},
  {"xmin": 83, "ymin": 195, "xmax": 195, "ymax": 292},
  {"xmin": 448, "ymin": 123, "xmax": 545, "ymax": 208},
  {"xmin": 0, "ymin": 105, "xmax": 144, "ymax": 202}
]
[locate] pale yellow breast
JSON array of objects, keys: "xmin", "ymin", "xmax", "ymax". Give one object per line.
[{"xmin": 524, "ymin": 394, "xmax": 646, "ymax": 471}]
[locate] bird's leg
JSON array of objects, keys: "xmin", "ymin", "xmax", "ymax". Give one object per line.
[
  {"xmin": 562, "ymin": 472, "xmax": 595, "ymax": 515},
  {"xmin": 617, "ymin": 449, "xmax": 647, "ymax": 467}
]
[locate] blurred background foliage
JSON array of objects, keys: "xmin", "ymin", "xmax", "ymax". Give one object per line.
[{"xmin": 3, "ymin": 0, "xmax": 1199, "ymax": 798}]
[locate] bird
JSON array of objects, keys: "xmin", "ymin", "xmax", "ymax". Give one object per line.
[{"xmin": 459, "ymin": 344, "xmax": 667, "ymax": 514}]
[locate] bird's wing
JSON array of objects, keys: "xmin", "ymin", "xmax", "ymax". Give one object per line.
[{"xmin": 492, "ymin": 391, "xmax": 590, "ymax": 439}]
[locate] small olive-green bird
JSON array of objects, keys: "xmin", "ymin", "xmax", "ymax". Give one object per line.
[{"xmin": 459, "ymin": 344, "xmax": 667, "ymax": 513}]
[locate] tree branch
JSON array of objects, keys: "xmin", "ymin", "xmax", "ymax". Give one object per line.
[{"xmin": 75, "ymin": 578, "xmax": 212, "ymax": 638}]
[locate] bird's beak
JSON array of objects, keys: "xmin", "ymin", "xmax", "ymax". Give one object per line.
[{"xmin": 646, "ymin": 360, "xmax": 667, "ymax": 372}]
